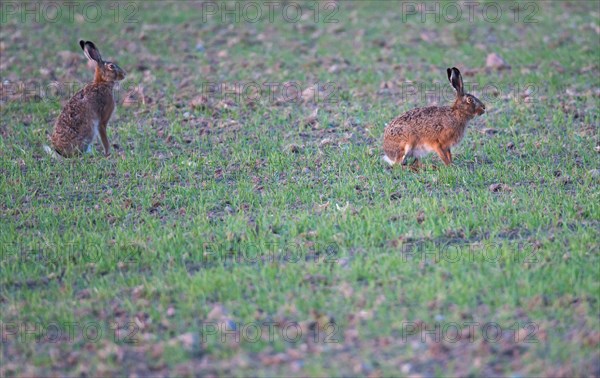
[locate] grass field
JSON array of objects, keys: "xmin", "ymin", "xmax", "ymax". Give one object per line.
[{"xmin": 1, "ymin": 1, "xmax": 599, "ymax": 376}]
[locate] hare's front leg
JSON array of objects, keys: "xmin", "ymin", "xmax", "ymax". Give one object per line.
[
  {"xmin": 99, "ymin": 123, "xmax": 110, "ymax": 156},
  {"xmin": 400, "ymin": 145, "xmax": 413, "ymax": 166}
]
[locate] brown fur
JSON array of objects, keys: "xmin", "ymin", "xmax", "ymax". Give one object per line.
[
  {"xmin": 383, "ymin": 67, "xmax": 485, "ymax": 167},
  {"xmin": 49, "ymin": 41, "xmax": 126, "ymax": 157}
]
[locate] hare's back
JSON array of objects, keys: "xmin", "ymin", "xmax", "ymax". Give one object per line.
[
  {"xmin": 389, "ymin": 106, "xmax": 450, "ymax": 129},
  {"xmin": 56, "ymin": 89, "xmax": 97, "ymax": 126},
  {"xmin": 51, "ymin": 89, "xmax": 96, "ymax": 154}
]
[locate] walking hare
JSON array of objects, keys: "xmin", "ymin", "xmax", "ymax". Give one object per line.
[
  {"xmin": 383, "ymin": 67, "xmax": 485, "ymax": 167},
  {"xmin": 46, "ymin": 40, "xmax": 126, "ymax": 157}
]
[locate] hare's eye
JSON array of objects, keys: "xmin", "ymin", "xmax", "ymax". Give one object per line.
[
  {"xmin": 466, "ymin": 97, "xmax": 472, "ymax": 104},
  {"xmin": 107, "ymin": 64, "xmax": 115, "ymax": 71}
]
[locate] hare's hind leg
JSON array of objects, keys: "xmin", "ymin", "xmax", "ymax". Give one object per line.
[{"xmin": 432, "ymin": 143, "xmax": 451, "ymax": 166}]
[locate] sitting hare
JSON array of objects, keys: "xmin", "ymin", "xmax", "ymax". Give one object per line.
[
  {"xmin": 383, "ymin": 67, "xmax": 485, "ymax": 167},
  {"xmin": 46, "ymin": 40, "xmax": 126, "ymax": 157}
]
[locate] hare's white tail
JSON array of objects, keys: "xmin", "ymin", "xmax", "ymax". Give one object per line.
[
  {"xmin": 43, "ymin": 145, "xmax": 61, "ymax": 160},
  {"xmin": 382, "ymin": 155, "xmax": 395, "ymax": 166}
]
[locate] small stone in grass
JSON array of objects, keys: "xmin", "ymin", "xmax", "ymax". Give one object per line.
[
  {"xmin": 190, "ymin": 95, "xmax": 209, "ymax": 109},
  {"xmin": 390, "ymin": 192, "xmax": 402, "ymax": 200},
  {"xmin": 319, "ymin": 138, "xmax": 333, "ymax": 147},
  {"xmin": 76, "ymin": 289, "xmax": 91, "ymax": 299},
  {"xmin": 402, "ymin": 364, "xmax": 412, "ymax": 374},
  {"xmin": 167, "ymin": 307, "xmax": 175, "ymax": 317},
  {"xmin": 559, "ymin": 175, "xmax": 572, "ymax": 185},
  {"xmin": 175, "ymin": 333, "xmax": 195, "ymax": 350},
  {"xmin": 489, "ymin": 183, "xmax": 512, "ymax": 192},
  {"xmin": 286, "ymin": 144, "xmax": 301, "ymax": 153},
  {"xmin": 486, "ymin": 53, "xmax": 510, "ymax": 70},
  {"xmin": 481, "ymin": 128, "xmax": 499, "ymax": 135},
  {"xmin": 587, "ymin": 169, "xmax": 600, "ymax": 179}
]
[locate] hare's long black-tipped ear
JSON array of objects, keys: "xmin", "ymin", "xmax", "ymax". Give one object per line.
[
  {"xmin": 448, "ymin": 67, "xmax": 464, "ymax": 96},
  {"xmin": 80, "ymin": 40, "xmax": 103, "ymax": 63}
]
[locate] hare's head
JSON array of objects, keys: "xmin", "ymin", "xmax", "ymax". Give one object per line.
[
  {"xmin": 447, "ymin": 67, "xmax": 485, "ymax": 116},
  {"xmin": 80, "ymin": 40, "xmax": 126, "ymax": 83}
]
